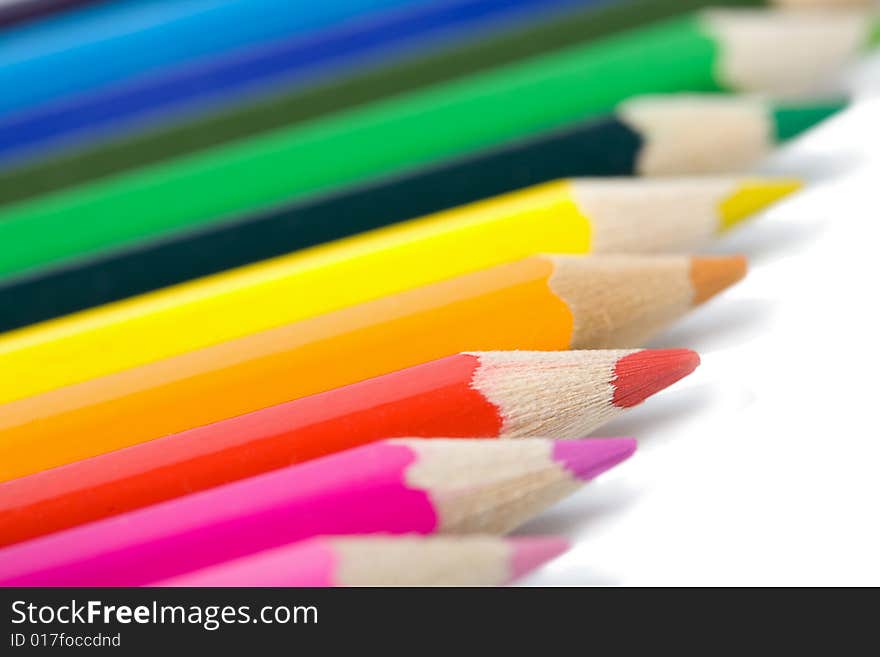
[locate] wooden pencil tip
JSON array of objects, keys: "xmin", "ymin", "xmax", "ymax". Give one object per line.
[
  {"xmin": 689, "ymin": 255, "xmax": 748, "ymax": 305},
  {"xmin": 612, "ymin": 349, "xmax": 700, "ymax": 408},
  {"xmin": 508, "ymin": 536, "xmax": 570, "ymax": 583},
  {"xmin": 720, "ymin": 179, "xmax": 802, "ymax": 232}
]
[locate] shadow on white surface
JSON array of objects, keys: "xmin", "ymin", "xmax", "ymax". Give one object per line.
[
  {"xmin": 513, "ymin": 483, "xmax": 640, "ymax": 586},
  {"xmin": 526, "ymin": 57, "xmax": 880, "ymax": 586},
  {"xmin": 515, "ymin": 562, "xmax": 620, "ymax": 587},
  {"xmin": 648, "ymin": 298, "xmax": 778, "ymax": 353},
  {"xmin": 596, "ymin": 385, "xmax": 718, "ymax": 444},
  {"xmin": 514, "ymin": 480, "xmax": 640, "ymax": 537},
  {"xmin": 761, "ymin": 150, "xmax": 867, "ymax": 182},
  {"xmin": 716, "ymin": 215, "xmax": 830, "ymax": 265}
]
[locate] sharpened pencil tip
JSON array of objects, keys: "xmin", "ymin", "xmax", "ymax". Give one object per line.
[
  {"xmin": 508, "ymin": 536, "xmax": 570, "ymax": 582},
  {"xmin": 689, "ymin": 255, "xmax": 747, "ymax": 305},
  {"xmin": 612, "ymin": 349, "xmax": 700, "ymax": 408},
  {"xmin": 774, "ymin": 100, "xmax": 848, "ymax": 142},
  {"xmin": 552, "ymin": 437, "xmax": 636, "ymax": 481},
  {"xmin": 720, "ymin": 179, "xmax": 802, "ymax": 232}
]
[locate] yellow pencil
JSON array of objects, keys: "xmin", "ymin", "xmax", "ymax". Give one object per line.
[{"xmin": 0, "ymin": 176, "xmax": 796, "ymax": 405}]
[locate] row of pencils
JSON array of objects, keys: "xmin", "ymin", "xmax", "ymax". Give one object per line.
[{"xmin": 0, "ymin": 0, "xmax": 875, "ymax": 586}]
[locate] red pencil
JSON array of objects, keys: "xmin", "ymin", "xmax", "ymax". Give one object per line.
[{"xmin": 0, "ymin": 348, "xmax": 697, "ymax": 547}]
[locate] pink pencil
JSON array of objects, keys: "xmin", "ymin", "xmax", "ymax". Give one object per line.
[
  {"xmin": 0, "ymin": 437, "xmax": 634, "ymax": 587},
  {"xmin": 157, "ymin": 535, "xmax": 569, "ymax": 587}
]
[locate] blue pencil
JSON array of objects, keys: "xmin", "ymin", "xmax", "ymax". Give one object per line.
[
  {"xmin": 0, "ymin": 0, "xmax": 598, "ymax": 167},
  {"xmin": 0, "ymin": 0, "xmax": 424, "ymax": 117}
]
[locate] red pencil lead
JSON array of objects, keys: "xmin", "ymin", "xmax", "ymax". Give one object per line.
[{"xmin": 611, "ymin": 349, "xmax": 701, "ymax": 408}]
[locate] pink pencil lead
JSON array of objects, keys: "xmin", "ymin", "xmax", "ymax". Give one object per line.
[
  {"xmin": 552, "ymin": 437, "xmax": 637, "ymax": 481},
  {"xmin": 508, "ymin": 536, "xmax": 570, "ymax": 583}
]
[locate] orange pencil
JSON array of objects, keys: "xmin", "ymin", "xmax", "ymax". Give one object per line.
[{"xmin": 0, "ymin": 253, "xmax": 744, "ymax": 482}]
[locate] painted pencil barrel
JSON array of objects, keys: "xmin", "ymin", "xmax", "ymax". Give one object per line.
[
  {"xmin": 0, "ymin": 0, "xmax": 597, "ymax": 168},
  {"xmin": 0, "ymin": 177, "xmax": 780, "ymax": 407},
  {"xmin": 0, "ymin": 1, "xmax": 105, "ymax": 30},
  {"xmin": 156, "ymin": 535, "xmax": 570, "ymax": 587},
  {"xmin": 0, "ymin": 10, "xmax": 866, "ymax": 280},
  {"xmin": 0, "ymin": 349, "xmax": 697, "ymax": 545},
  {"xmin": 0, "ymin": 0, "xmax": 422, "ymax": 116},
  {"xmin": 0, "ymin": 0, "xmax": 763, "ymax": 206},
  {"xmin": 0, "ymin": 255, "xmax": 736, "ymax": 482},
  {"xmin": 0, "ymin": 96, "xmax": 831, "ymax": 333},
  {"xmin": 0, "ymin": 438, "xmax": 635, "ymax": 586}
]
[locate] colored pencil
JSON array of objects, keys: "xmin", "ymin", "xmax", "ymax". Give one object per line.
[
  {"xmin": 0, "ymin": 0, "xmax": 766, "ymax": 206},
  {"xmin": 0, "ymin": 0, "xmax": 596, "ymax": 167},
  {"xmin": 0, "ymin": 172, "xmax": 769, "ymax": 405},
  {"xmin": 156, "ymin": 535, "xmax": 570, "ymax": 587},
  {"xmin": 0, "ymin": 0, "xmax": 423, "ymax": 116},
  {"xmin": 0, "ymin": 254, "xmax": 739, "ymax": 482},
  {"xmin": 11, "ymin": 2, "xmax": 852, "ymax": 165},
  {"xmin": 619, "ymin": 95, "xmax": 845, "ymax": 173},
  {"xmin": 0, "ymin": 349, "xmax": 697, "ymax": 546},
  {"xmin": 0, "ymin": 10, "xmax": 867, "ymax": 281},
  {"xmin": 0, "ymin": 98, "xmax": 826, "ymax": 333},
  {"xmin": 0, "ymin": 1, "xmax": 103, "ymax": 30},
  {"xmin": 0, "ymin": 437, "xmax": 636, "ymax": 586}
]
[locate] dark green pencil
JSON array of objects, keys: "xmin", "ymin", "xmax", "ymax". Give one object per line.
[
  {"xmin": 0, "ymin": 0, "xmax": 768, "ymax": 207},
  {"xmin": 0, "ymin": 95, "xmax": 844, "ymax": 333}
]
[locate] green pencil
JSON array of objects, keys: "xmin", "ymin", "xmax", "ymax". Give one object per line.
[
  {"xmin": 0, "ymin": 0, "xmax": 767, "ymax": 207},
  {"xmin": 0, "ymin": 96, "xmax": 844, "ymax": 333},
  {"xmin": 0, "ymin": 8, "xmax": 873, "ymax": 281}
]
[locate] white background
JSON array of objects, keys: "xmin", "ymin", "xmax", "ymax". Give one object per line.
[{"xmin": 518, "ymin": 52, "xmax": 880, "ymax": 586}]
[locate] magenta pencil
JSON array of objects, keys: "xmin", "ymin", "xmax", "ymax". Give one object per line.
[
  {"xmin": 157, "ymin": 535, "xmax": 569, "ymax": 587},
  {"xmin": 0, "ymin": 438, "xmax": 634, "ymax": 587}
]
